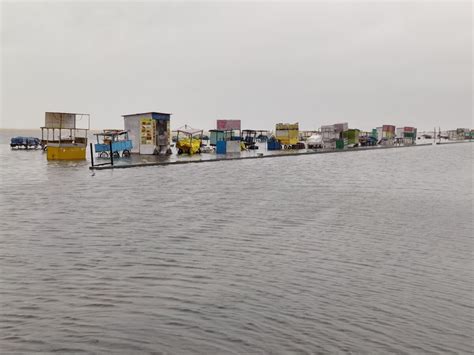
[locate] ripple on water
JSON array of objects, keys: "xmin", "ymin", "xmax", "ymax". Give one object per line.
[{"xmin": 0, "ymin": 141, "xmax": 473, "ymax": 353}]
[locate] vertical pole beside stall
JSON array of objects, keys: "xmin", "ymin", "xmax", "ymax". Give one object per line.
[
  {"xmin": 109, "ymin": 141, "xmax": 114, "ymax": 166},
  {"xmin": 90, "ymin": 143, "xmax": 94, "ymax": 167}
]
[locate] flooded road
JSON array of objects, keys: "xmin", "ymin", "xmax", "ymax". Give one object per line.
[{"xmin": 0, "ymin": 131, "xmax": 472, "ymax": 353}]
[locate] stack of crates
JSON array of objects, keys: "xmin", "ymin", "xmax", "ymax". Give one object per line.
[
  {"xmin": 321, "ymin": 123, "xmax": 348, "ymax": 149},
  {"xmin": 276, "ymin": 123, "xmax": 299, "ymax": 146}
]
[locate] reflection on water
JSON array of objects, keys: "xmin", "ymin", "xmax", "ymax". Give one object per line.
[{"xmin": 0, "ymin": 130, "xmax": 472, "ymax": 353}]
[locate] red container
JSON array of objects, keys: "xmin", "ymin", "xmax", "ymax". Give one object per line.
[
  {"xmin": 217, "ymin": 119, "xmax": 241, "ymax": 130},
  {"xmin": 382, "ymin": 125, "xmax": 395, "ymax": 132}
]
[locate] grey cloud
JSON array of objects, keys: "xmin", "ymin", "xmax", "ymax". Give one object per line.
[{"xmin": 1, "ymin": 1, "xmax": 472, "ymax": 131}]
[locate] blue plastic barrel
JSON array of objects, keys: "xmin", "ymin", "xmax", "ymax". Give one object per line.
[{"xmin": 216, "ymin": 140, "xmax": 227, "ymax": 154}]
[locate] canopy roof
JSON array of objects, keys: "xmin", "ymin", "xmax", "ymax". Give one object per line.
[
  {"xmin": 94, "ymin": 130, "xmax": 128, "ymax": 137},
  {"xmin": 43, "ymin": 112, "xmax": 90, "ymax": 129},
  {"xmin": 175, "ymin": 125, "xmax": 203, "ymax": 135},
  {"xmin": 45, "ymin": 111, "xmax": 89, "ymax": 116},
  {"xmin": 122, "ymin": 112, "xmax": 171, "ymax": 120}
]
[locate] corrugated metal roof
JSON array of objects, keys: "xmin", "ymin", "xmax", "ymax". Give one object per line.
[
  {"xmin": 122, "ymin": 112, "xmax": 172, "ymax": 117},
  {"xmin": 45, "ymin": 112, "xmax": 89, "ymax": 115}
]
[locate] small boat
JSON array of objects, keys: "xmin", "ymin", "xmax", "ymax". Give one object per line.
[{"xmin": 10, "ymin": 136, "xmax": 41, "ymax": 149}]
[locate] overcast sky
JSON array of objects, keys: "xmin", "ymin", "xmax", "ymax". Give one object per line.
[{"xmin": 1, "ymin": 0, "xmax": 472, "ymax": 131}]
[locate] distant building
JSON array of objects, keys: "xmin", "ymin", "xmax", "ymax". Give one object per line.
[
  {"xmin": 395, "ymin": 127, "xmax": 417, "ymax": 145},
  {"xmin": 447, "ymin": 128, "xmax": 471, "ymax": 140}
]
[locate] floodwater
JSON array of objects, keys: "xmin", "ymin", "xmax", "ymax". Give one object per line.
[{"xmin": 0, "ymin": 129, "xmax": 472, "ymax": 354}]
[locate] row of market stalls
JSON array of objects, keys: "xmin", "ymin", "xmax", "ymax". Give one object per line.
[
  {"xmin": 319, "ymin": 123, "xmax": 418, "ymax": 149},
  {"xmin": 39, "ymin": 111, "xmax": 212, "ymax": 160},
  {"xmin": 39, "ymin": 110, "xmax": 425, "ymax": 161},
  {"xmin": 38, "ymin": 111, "xmax": 171, "ymax": 160}
]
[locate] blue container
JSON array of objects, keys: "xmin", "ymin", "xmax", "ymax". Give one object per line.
[
  {"xmin": 216, "ymin": 140, "xmax": 227, "ymax": 154},
  {"xmin": 267, "ymin": 140, "xmax": 282, "ymax": 151}
]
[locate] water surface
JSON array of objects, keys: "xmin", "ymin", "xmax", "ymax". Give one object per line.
[{"xmin": 0, "ymin": 131, "xmax": 472, "ymax": 353}]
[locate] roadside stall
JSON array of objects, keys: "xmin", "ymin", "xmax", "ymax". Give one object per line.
[
  {"xmin": 175, "ymin": 125, "xmax": 203, "ymax": 155},
  {"xmin": 276, "ymin": 123, "xmax": 299, "ymax": 149},
  {"xmin": 123, "ymin": 112, "xmax": 171, "ymax": 155},
  {"xmin": 41, "ymin": 112, "xmax": 90, "ymax": 160},
  {"xmin": 94, "ymin": 130, "xmax": 133, "ymax": 158}
]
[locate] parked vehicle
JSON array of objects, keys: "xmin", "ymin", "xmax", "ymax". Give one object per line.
[{"xmin": 241, "ymin": 130, "xmax": 258, "ymax": 149}]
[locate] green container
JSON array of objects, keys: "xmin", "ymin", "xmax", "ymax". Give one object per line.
[
  {"xmin": 336, "ymin": 139, "xmax": 345, "ymax": 149},
  {"xmin": 343, "ymin": 130, "xmax": 359, "ymax": 145},
  {"xmin": 372, "ymin": 129, "xmax": 378, "ymax": 139}
]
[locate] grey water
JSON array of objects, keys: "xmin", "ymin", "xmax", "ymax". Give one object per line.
[{"xmin": 0, "ymin": 130, "xmax": 472, "ymax": 354}]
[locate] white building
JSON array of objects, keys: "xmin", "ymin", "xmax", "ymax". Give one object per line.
[{"xmin": 123, "ymin": 112, "xmax": 171, "ymax": 155}]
